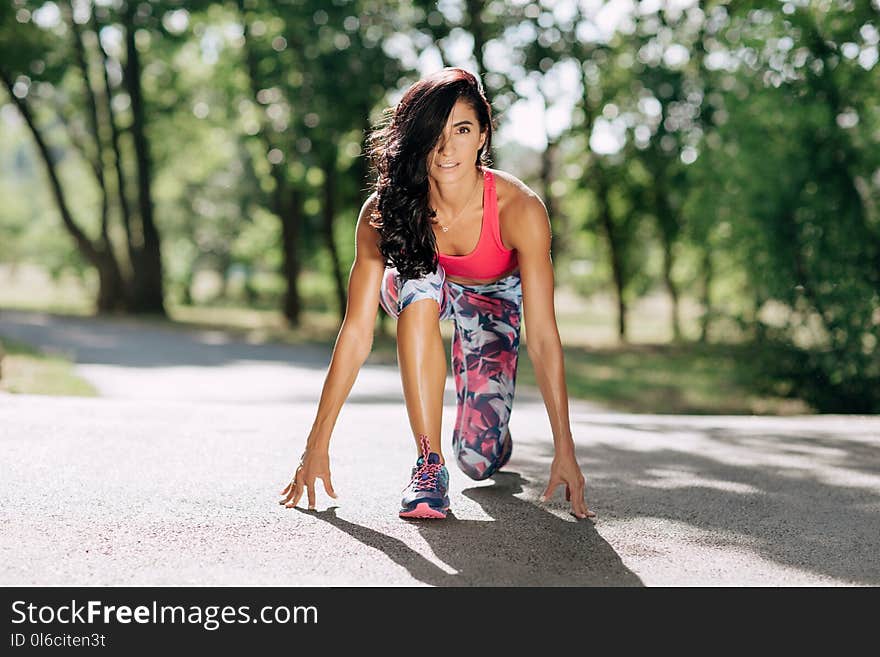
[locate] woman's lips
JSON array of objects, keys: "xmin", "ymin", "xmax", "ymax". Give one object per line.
[{"xmin": 437, "ymin": 162, "xmax": 459, "ymax": 169}]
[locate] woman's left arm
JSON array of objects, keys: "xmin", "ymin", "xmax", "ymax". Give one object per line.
[{"xmin": 509, "ymin": 194, "xmax": 595, "ymax": 519}]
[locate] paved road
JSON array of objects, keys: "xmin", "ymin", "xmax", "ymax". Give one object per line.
[{"xmin": 1, "ymin": 308, "xmax": 879, "ymax": 586}]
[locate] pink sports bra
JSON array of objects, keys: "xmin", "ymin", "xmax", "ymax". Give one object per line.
[{"xmin": 436, "ymin": 168, "xmax": 518, "ymax": 280}]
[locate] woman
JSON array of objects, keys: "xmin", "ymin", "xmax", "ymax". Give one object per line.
[{"xmin": 279, "ymin": 67, "xmax": 595, "ymax": 520}]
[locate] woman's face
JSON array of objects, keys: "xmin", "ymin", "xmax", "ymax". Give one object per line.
[{"xmin": 426, "ymin": 98, "xmax": 487, "ymax": 180}]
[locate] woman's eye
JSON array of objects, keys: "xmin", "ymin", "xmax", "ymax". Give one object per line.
[{"xmin": 458, "ymin": 127, "xmax": 470, "ymax": 134}]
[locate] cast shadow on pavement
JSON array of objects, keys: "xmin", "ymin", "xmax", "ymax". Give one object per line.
[
  {"xmin": 0, "ymin": 309, "xmax": 335, "ymax": 370},
  {"xmin": 563, "ymin": 419, "xmax": 880, "ymax": 585},
  {"xmin": 300, "ymin": 471, "xmax": 642, "ymax": 586}
]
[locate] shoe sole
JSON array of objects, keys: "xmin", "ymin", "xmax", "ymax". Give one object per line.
[{"xmin": 399, "ymin": 502, "xmax": 448, "ymax": 519}]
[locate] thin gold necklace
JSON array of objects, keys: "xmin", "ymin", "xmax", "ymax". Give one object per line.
[{"xmin": 433, "ymin": 169, "xmax": 482, "ymax": 233}]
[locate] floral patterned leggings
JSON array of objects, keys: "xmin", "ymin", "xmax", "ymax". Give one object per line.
[{"xmin": 379, "ymin": 263, "xmax": 522, "ymax": 480}]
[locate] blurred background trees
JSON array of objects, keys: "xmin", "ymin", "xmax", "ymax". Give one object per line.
[{"xmin": 1, "ymin": 0, "xmax": 878, "ymax": 411}]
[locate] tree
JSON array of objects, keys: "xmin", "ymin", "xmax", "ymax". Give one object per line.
[
  {"xmin": 0, "ymin": 0, "xmax": 213, "ymax": 315},
  {"xmin": 0, "ymin": 1, "xmax": 128, "ymax": 312},
  {"xmin": 233, "ymin": 0, "xmax": 405, "ymax": 326}
]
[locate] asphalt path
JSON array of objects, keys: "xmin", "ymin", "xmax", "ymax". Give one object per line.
[{"xmin": 1, "ymin": 308, "xmax": 878, "ymax": 586}]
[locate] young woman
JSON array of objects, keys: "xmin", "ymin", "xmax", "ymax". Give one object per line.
[{"xmin": 279, "ymin": 67, "xmax": 595, "ymax": 520}]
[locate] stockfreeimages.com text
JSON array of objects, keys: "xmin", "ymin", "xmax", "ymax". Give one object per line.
[{"xmin": 11, "ymin": 600, "xmax": 317, "ymax": 631}]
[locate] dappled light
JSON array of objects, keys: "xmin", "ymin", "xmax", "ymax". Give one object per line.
[{"xmin": 0, "ymin": 1, "xmax": 878, "ymax": 593}]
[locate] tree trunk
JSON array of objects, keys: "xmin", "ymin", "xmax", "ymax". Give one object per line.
[
  {"xmin": 66, "ymin": 1, "xmax": 109, "ymax": 237},
  {"xmin": 0, "ymin": 70, "xmax": 126, "ymax": 313},
  {"xmin": 753, "ymin": 289, "xmax": 767, "ymax": 343},
  {"xmin": 122, "ymin": 3, "xmax": 166, "ymax": 315},
  {"xmin": 95, "ymin": 9, "xmax": 137, "ymax": 296},
  {"xmin": 95, "ymin": 252, "xmax": 128, "ymax": 313},
  {"xmin": 66, "ymin": 2, "xmax": 128, "ymax": 313},
  {"xmin": 278, "ymin": 184, "xmax": 303, "ymax": 326},
  {"xmin": 238, "ymin": 0, "xmax": 302, "ymax": 325},
  {"xmin": 649, "ymin": 148, "xmax": 683, "ymax": 343},
  {"xmin": 595, "ymin": 168, "xmax": 627, "ymax": 342},
  {"xmin": 541, "ymin": 139, "xmax": 565, "ymax": 261},
  {"xmin": 321, "ymin": 158, "xmax": 347, "ymax": 324},
  {"xmin": 660, "ymin": 230, "xmax": 682, "ymax": 342},
  {"xmin": 698, "ymin": 246, "xmax": 713, "ymax": 343}
]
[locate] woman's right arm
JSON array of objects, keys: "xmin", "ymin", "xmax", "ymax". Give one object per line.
[
  {"xmin": 307, "ymin": 193, "xmax": 385, "ymax": 447},
  {"xmin": 280, "ymin": 193, "xmax": 385, "ymax": 509}
]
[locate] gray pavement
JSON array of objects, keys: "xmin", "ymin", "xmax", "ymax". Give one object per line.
[{"xmin": 1, "ymin": 308, "xmax": 879, "ymax": 586}]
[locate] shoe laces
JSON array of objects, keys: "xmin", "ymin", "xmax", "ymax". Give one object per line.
[{"xmin": 411, "ymin": 435, "xmax": 443, "ymax": 491}]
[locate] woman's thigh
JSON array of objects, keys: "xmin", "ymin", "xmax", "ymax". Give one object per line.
[
  {"xmin": 379, "ymin": 263, "xmax": 453, "ymax": 320},
  {"xmin": 446, "ymin": 272, "xmax": 523, "ymax": 479}
]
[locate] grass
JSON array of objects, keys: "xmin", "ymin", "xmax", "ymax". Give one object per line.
[
  {"xmin": 358, "ymin": 289, "xmax": 812, "ymax": 415},
  {"xmin": 524, "ymin": 341, "xmax": 810, "ymax": 415},
  {"xmin": 363, "ymin": 334, "xmax": 811, "ymax": 415},
  {"xmin": 0, "ymin": 336, "xmax": 99, "ymax": 397},
  {"xmin": 0, "ymin": 263, "xmax": 813, "ymax": 413}
]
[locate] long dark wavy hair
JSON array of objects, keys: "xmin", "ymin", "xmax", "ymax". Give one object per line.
[{"xmin": 365, "ymin": 67, "xmax": 495, "ymax": 282}]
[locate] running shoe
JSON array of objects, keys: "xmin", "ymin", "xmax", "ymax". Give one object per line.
[{"xmin": 399, "ymin": 435, "xmax": 450, "ymax": 519}]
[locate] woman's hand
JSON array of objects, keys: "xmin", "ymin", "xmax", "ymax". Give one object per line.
[
  {"xmin": 540, "ymin": 448, "xmax": 596, "ymax": 520},
  {"xmin": 279, "ymin": 444, "xmax": 336, "ymax": 510}
]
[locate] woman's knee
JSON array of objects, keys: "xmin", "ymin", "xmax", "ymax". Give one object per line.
[
  {"xmin": 396, "ymin": 265, "xmax": 446, "ymax": 317},
  {"xmin": 455, "ymin": 453, "xmax": 502, "ymax": 481},
  {"xmin": 399, "ymin": 297, "xmax": 442, "ymax": 322},
  {"xmin": 458, "ymin": 460, "xmax": 494, "ymax": 481},
  {"xmin": 453, "ymin": 439, "xmax": 508, "ymax": 481}
]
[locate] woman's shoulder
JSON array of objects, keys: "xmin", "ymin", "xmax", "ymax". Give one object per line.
[
  {"xmin": 486, "ymin": 166, "xmax": 546, "ymax": 230},
  {"xmin": 484, "ymin": 167, "xmax": 546, "ymax": 251},
  {"xmin": 359, "ymin": 191, "xmax": 380, "ymax": 228},
  {"xmin": 486, "ymin": 167, "xmax": 543, "ymax": 212}
]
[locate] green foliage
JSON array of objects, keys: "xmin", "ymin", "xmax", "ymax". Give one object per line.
[
  {"xmin": 1, "ymin": 0, "xmax": 878, "ymax": 411},
  {"xmin": 706, "ymin": 3, "xmax": 880, "ymax": 411}
]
